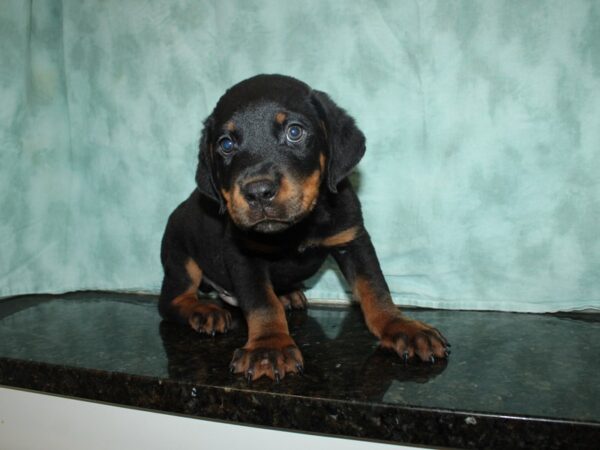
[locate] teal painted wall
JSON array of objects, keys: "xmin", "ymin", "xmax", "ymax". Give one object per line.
[{"xmin": 1, "ymin": 0, "xmax": 599, "ymax": 311}]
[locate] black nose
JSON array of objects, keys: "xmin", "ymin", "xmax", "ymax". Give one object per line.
[{"xmin": 241, "ymin": 179, "xmax": 278, "ymax": 206}]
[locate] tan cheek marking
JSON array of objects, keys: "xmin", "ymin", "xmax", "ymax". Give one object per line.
[
  {"xmin": 301, "ymin": 169, "xmax": 321, "ymax": 211},
  {"xmin": 319, "ymin": 152, "xmax": 326, "ymax": 172},
  {"xmin": 277, "ymin": 175, "xmax": 295, "ymax": 203},
  {"xmin": 231, "ymin": 183, "xmax": 247, "ymax": 211},
  {"xmin": 228, "ymin": 183, "xmax": 252, "ymax": 226},
  {"xmin": 221, "ymin": 188, "xmax": 231, "ymax": 208},
  {"xmin": 275, "ymin": 112, "xmax": 287, "ymax": 124},
  {"xmin": 222, "ymin": 185, "xmax": 248, "ymax": 220}
]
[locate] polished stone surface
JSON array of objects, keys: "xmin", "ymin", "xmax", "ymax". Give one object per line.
[{"xmin": 1, "ymin": 293, "xmax": 599, "ymax": 449}]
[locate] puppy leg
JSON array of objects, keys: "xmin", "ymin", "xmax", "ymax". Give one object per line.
[
  {"xmin": 228, "ymin": 270, "xmax": 303, "ymax": 381},
  {"xmin": 332, "ymin": 232, "xmax": 450, "ymax": 362},
  {"xmin": 159, "ymin": 255, "xmax": 231, "ymax": 336}
]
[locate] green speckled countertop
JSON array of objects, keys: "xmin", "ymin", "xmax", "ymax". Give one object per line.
[{"xmin": 1, "ymin": 293, "xmax": 599, "ymax": 449}]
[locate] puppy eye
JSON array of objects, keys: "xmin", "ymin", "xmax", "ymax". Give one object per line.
[
  {"xmin": 285, "ymin": 124, "xmax": 304, "ymax": 143},
  {"xmin": 218, "ymin": 137, "xmax": 235, "ymax": 154}
]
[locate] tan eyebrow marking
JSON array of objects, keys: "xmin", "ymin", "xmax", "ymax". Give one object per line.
[
  {"xmin": 275, "ymin": 112, "xmax": 287, "ymax": 124},
  {"xmin": 225, "ymin": 121, "xmax": 236, "ymax": 131}
]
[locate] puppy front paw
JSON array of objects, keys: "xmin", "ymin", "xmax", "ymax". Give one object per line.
[
  {"xmin": 229, "ymin": 333, "xmax": 304, "ymax": 382},
  {"xmin": 188, "ymin": 303, "xmax": 232, "ymax": 336},
  {"xmin": 379, "ymin": 317, "xmax": 450, "ymax": 363},
  {"xmin": 278, "ymin": 290, "xmax": 308, "ymax": 310}
]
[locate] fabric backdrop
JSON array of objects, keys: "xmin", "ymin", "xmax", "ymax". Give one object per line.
[{"xmin": 1, "ymin": 0, "xmax": 599, "ymax": 312}]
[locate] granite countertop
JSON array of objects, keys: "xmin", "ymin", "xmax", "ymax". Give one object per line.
[{"xmin": 0, "ymin": 292, "xmax": 598, "ymax": 449}]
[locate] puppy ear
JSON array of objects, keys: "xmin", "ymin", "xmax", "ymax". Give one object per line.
[
  {"xmin": 195, "ymin": 116, "xmax": 225, "ymax": 213},
  {"xmin": 311, "ymin": 90, "xmax": 366, "ymax": 193}
]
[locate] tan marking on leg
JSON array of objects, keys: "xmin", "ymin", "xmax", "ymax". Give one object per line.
[
  {"xmin": 322, "ymin": 226, "xmax": 360, "ymax": 247},
  {"xmin": 299, "ymin": 226, "xmax": 360, "ymax": 251},
  {"xmin": 172, "ymin": 292, "xmax": 201, "ymax": 317},
  {"xmin": 230, "ymin": 283, "xmax": 302, "ymax": 381},
  {"xmin": 171, "ymin": 258, "xmax": 203, "ymax": 318},
  {"xmin": 353, "ymin": 276, "xmax": 449, "ymax": 360},
  {"xmin": 171, "ymin": 259, "xmax": 232, "ymax": 333},
  {"xmin": 246, "ymin": 284, "xmax": 289, "ymax": 343},
  {"xmin": 172, "ymin": 294, "xmax": 232, "ymax": 333},
  {"xmin": 353, "ymin": 276, "xmax": 399, "ymax": 338},
  {"xmin": 185, "ymin": 258, "xmax": 202, "ymax": 286}
]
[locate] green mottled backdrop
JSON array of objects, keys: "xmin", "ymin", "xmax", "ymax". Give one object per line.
[{"xmin": 1, "ymin": 0, "xmax": 599, "ymax": 312}]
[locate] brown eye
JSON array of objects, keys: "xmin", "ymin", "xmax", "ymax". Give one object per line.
[{"xmin": 285, "ymin": 124, "xmax": 304, "ymax": 143}]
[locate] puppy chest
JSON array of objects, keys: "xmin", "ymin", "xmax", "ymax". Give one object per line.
[{"xmin": 269, "ymin": 250, "xmax": 328, "ymax": 288}]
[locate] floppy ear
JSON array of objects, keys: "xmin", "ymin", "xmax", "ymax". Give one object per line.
[
  {"xmin": 311, "ymin": 90, "xmax": 366, "ymax": 193},
  {"xmin": 195, "ymin": 116, "xmax": 225, "ymax": 213}
]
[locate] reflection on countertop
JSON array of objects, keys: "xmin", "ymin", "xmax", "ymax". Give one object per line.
[{"xmin": 1, "ymin": 292, "xmax": 599, "ymax": 449}]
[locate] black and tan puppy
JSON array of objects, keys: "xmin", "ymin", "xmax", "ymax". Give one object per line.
[{"xmin": 159, "ymin": 74, "xmax": 449, "ymax": 382}]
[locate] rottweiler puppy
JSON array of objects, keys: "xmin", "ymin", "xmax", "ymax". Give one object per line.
[{"xmin": 159, "ymin": 74, "xmax": 449, "ymax": 382}]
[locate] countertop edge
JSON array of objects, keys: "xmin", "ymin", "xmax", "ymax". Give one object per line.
[{"xmin": 1, "ymin": 357, "xmax": 599, "ymax": 449}]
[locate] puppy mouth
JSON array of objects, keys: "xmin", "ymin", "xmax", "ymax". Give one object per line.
[
  {"xmin": 228, "ymin": 180, "xmax": 319, "ymax": 233},
  {"xmin": 252, "ymin": 219, "xmax": 291, "ymax": 233},
  {"xmin": 246, "ymin": 209, "xmax": 308, "ymax": 233}
]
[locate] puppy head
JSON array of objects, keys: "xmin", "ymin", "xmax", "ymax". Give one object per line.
[{"xmin": 196, "ymin": 74, "xmax": 365, "ymax": 233}]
